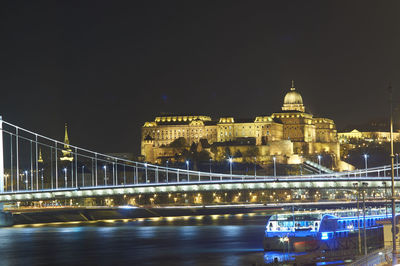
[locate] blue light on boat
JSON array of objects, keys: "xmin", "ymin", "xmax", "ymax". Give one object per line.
[{"xmin": 321, "ymin": 232, "xmax": 329, "ymax": 240}]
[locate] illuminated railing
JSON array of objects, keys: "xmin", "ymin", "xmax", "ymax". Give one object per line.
[{"xmin": 0, "ymin": 117, "xmax": 399, "ymax": 195}]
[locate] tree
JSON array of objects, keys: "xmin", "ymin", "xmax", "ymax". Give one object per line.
[
  {"xmin": 244, "ymin": 146, "xmax": 259, "ymax": 158},
  {"xmin": 169, "ymin": 137, "xmax": 188, "ymax": 148},
  {"xmin": 189, "ymin": 142, "xmax": 197, "ymax": 154},
  {"xmin": 198, "ymin": 150, "xmax": 211, "ymax": 161},
  {"xmin": 234, "ymin": 149, "xmax": 243, "ymax": 158},
  {"xmin": 224, "ymin": 147, "xmax": 232, "ymax": 159}
]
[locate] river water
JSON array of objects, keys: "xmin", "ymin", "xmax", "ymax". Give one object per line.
[{"xmin": 0, "ymin": 214, "xmax": 295, "ymax": 266}]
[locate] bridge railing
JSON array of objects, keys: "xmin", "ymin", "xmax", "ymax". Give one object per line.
[{"xmin": 0, "ymin": 117, "xmax": 399, "ymax": 194}]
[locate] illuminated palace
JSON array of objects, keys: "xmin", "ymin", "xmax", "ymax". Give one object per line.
[{"xmin": 141, "ymin": 82, "xmax": 343, "ymax": 168}]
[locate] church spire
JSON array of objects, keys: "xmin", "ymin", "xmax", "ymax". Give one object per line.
[
  {"xmin": 291, "ymin": 80, "xmax": 295, "ymax": 91},
  {"xmin": 64, "ymin": 123, "xmax": 70, "ymax": 147},
  {"xmin": 38, "ymin": 148, "xmax": 43, "ymax": 163},
  {"xmin": 60, "ymin": 123, "xmax": 73, "ymax": 162}
]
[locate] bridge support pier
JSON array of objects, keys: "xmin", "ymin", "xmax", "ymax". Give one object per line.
[{"xmin": 0, "ymin": 203, "xmax": 13, "ymax": 227}]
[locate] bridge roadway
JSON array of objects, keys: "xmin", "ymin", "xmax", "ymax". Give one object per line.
[{"xmin": 0, "ymin": 175, "xmax": 397, "ymax": 203}]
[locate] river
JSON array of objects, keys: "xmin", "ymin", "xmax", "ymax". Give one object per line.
[{"xmin": 0, "ymin": 214, "xmax": 294, "ymax": 266}]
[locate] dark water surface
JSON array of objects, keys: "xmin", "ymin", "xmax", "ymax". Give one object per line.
[{"xmin": 0, "ymin": 214, "xmax": 278, "ymax": 266}]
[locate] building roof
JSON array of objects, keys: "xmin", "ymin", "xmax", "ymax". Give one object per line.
[
  {"xmin": 281, "ymin": 81, "xmax": 306, "ymax": 112},
  {"xmin": 284, "ymin": 87, "xmax": 303, "ymax": 105}
]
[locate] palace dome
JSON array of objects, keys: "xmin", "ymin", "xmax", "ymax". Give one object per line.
[
  {"xmin": 281, "ymin": 82, "xmax": 305, "ymax": 113},
  {"xmin": 284, "ymin": 87, "xmax": 303, "ymax": 105}
]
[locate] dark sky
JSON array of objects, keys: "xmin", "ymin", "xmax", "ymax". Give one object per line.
[{"xmin": 1, "ymin": 1, "xmax": 400, "ymax": 155}]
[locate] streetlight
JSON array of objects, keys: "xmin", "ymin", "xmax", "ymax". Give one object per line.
[
  {"xmin": 166, "ymin": 160, "xmax": 169, "ymax": 183},
  {"xmin": 363, "ymin": 154, "xmax": 368, "ymax": 177},
  {"xmin": 361, "ymin": 182, "xmax": 368, "ymax": 256},
  {"xmin": 317, "ymin": 155, "xmax": 322, "ymax": 174},
  {"xmin": 254, "ymin": 157, "xmax": 257, "ymax": 177},
  {"xmin": 209, "ymin": 158, "xmax": 212, "ymax": 181},
  {"xmin": 186, "ymin": 160, "xmax": 189, "ymax": 181},
  {"xmin": 300, "ymin": 156, "xmax": 303, "ymax": 175},
  {"xmin": 389, "ymin": 85, "xmax": 397, "ymax": 261},
  {"xmin": 24, "ymin": 170, "xmax": 28, "ymax": 190},
  {"xmin": 382, "ymin": 181, "xmax": 388, "ymax": 218},
  {"xmin": 63, "ymin": 168, "xmax": 67, "ymax": 188},
  {"xmin": 273, "ymin": 156, "xmax": 276, "ymax": 177},
  {"xmin": 103, "ymin": 165, "xmax": 107, "ymax": 185},
  {"xmin": 228, "ymin": 157, "xmax": 233, "ymax": 178},
  {"xmin": 41, "ymin": 168, "xmax": 44, "ymax": 190},
  {"xmin": 81, "ymin": 166, "xmax": 85, "ymax": 187},
  {"xmin": 144, "ymin": 163, "xmax": 148, "ymax": 183},
  {"xmin": 353, "ymin": 182, "xmax": 361, "ymax": 255}
]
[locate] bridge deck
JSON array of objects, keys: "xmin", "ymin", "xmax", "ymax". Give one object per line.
[{"xmin": 0, "ymin": 176, "xmax": 398, "ymax": 202}]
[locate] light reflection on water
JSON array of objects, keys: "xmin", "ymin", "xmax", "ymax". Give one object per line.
[
  {"xmin": 263, "ymin": 251, "xmax": 302, "ymax": 264},
  {"xmin": 0, "ymin": 214, "xmax": 273, "ymax": 266}
]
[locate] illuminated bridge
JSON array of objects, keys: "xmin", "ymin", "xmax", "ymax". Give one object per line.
[{"xmin": 0, "ymin": 117, "xmax": 398, "ymax": 205}]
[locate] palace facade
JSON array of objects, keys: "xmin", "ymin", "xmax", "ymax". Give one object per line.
[
  {"xmin": 338, "ymin": 129, "xmax": 400, "ymax": 143},
  {"xmin": 141, "ymin": 83, "xmax": 341, "ymax": 167}
]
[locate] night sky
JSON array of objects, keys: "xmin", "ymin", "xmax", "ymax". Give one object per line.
[{"xmin": 1, "ymin": 1, "xmax": 400, "ymax": 156}]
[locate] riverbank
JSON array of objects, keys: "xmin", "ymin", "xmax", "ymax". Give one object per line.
[
  {"xmin": 5, "ymin": 204, "xmax": 279, "ymax": 226},
  {"xmin": 3, "ymin": 199, "xmax": 392, "ymax": 227}
]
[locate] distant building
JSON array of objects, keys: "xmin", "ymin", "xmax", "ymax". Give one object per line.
[
  {"xmin": 141, "ymin": 82, "xmax": 340, "ymax": 166},
  {"xmin": 105, "ymin": 153, "xmax": 136, "ymax": 161},
  {"xmin": 338, "ymin": 129, "xmax": 400, "ymax": 143},
  {"xmin": 60, "ymin": 123, "xmax": 73, "ymax": 162}
]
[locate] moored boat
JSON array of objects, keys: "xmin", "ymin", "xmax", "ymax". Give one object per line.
[{"xmin": 263, "ymin": 209, "xmax": 388, "ymax": 252}]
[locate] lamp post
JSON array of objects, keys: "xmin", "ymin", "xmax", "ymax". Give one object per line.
[
  {"xmin": 63, "ymin": 168, "xmax": 67, "ymax": 188},
  {"xmin": 353, "ymin": 182, "xmax": 361, "ymax": 255},
  {"xmin": 362, "ymin": 182, "xmax": 368, "ymax": 256},
  {"xmin": 363, "ymin": 154, "xmax": 368, "ymax": 177},
  {"xmin": 209, "ymin": 159, "xmax": 212, "ymax": 181},
  {"xmin": 144, "ymin": 163, "xmax": 148, "ymax": 183},
  {"xmin": 41, "ymin": 168, "xmax": 44, "ymax": 190},
  {"xmin": 383, "ymin": 181, "xmax": 388, "ymax": 218},
  {"xmin": 103, "ymin": 165, "xmax": 107, "ymax": 185},
  {"xmin": 397, "ymin": 154, "xmax": 399, "ymax": 178},
  {"xmin": 300, "ymin": 156, "xmax": 303, "ymax": 176},
  {"xmin": 389, "ymin": 85, "xmax": 397, "ymax": 261},
  {"xmin": 273, "ymin": 156, "xmax": 276, "ymax": 177},
  {"xmin": 254, "ymin": 157, "xmax": 257, "ymax": 177},
  {"xmin": 166, "ymin": 160, "xmax": 169, "ymax": 183},
  {"xmin": 186, "ymin": 160, "xmax": 189, "ymax": 182},
  {"xmin": 24, "ymin": 170, "xmax": 28, "ymax": 190},
  {"xmin": 318, "ymin": 155, "xmax": 322, "ymax": 174},
  {"xmin": 228, "ymin": 157, "xmax": 233, "ymax": 178},
  {"xmin": 81, "ymin": 166, "xmax": 85, "ymax": 187}
]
